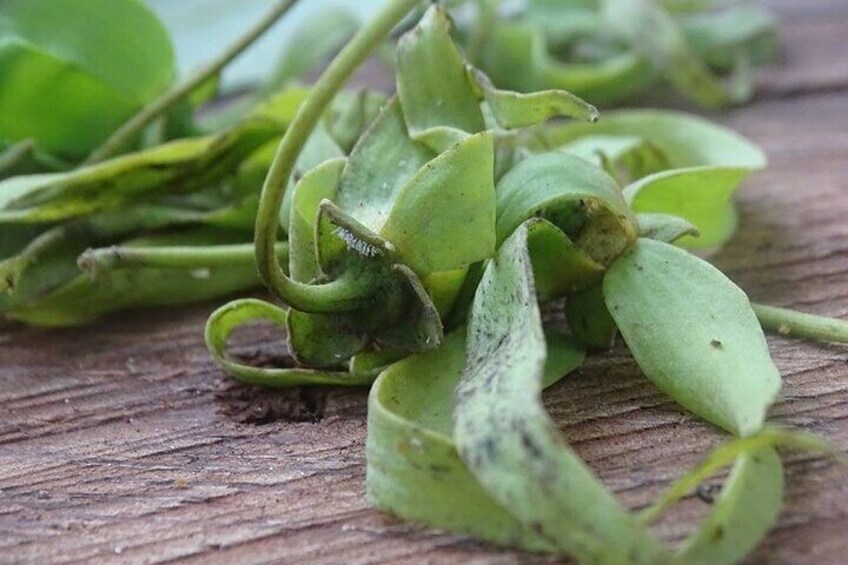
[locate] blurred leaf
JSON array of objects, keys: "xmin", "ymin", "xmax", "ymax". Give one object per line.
[
  {"xmin": 540, "ymin": 110, "xmax": 765, "ymax": 248},
  {"xmin": 6, "ymin": 227, "xmax": 258, "ymax": 326},
  {"xmin": 601, "ymin": 0, "xmax": 746, "ymax": 107},
  {"xmin": 0, "ymin": 117, "xmax": 282, "ymax": 222},
  {"xmin": 0, "ymin": 0, "xmax": 175, "ymax": 159}
]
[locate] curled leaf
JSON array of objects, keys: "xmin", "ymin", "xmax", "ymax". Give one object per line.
[
  {"xmin": 205, "ymin": 298, "xmax": 376, "ymax": 388},
  {"xmin": 454, "ymin": 221, "xmax": 668, "ymax": 563},
  {"xmin": 367, "ymin": 328, "xmax": 586, "ymax": 553},
  {"xmin": 495, "ymin": 151, "xmax": 636, "ymax": 266},
  {"xmin": 466, "ymin": 65, "xmax": 599, "ymax": 128},
  {"xmin": 601, "ymin": 0, "xmax": 748, "ymax": 107},
  {"xmin": 679, "ymin": 447, "xmax": 783, "ymax": 565},
  {"xmin": 637, "ymin": 212, "xmax": 700, "ymax": 243}
]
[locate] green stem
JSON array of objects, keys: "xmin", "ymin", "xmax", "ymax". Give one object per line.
[
  {"xmin": 254, "ymin": 0, "xmax": 420, "ymax": 306},
  {"xmin": 638, "ymin": 426, "xmax": 844, "ymax": 526},
  {"xmin": 754, "ymin": 303, "xmax": 848, "ymax": 344},
  {"xmin": 78, "ymin": 242, "xmax": 289, "ymax": 274},
  {"xmin": 79, "ymin": 240, "xmax": 372, "ymax": 313},
  {"xmin": 84, "ymin": 0, "xmax": 299, "ymax": 165}
]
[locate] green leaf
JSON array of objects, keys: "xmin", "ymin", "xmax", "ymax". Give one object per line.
[
  {"xmin": 625, "ymin": 168, "xmax": 745, "ymax": 249},
  {"xmin": 380, "ymin": 131, "xmax": 496, "ymax": 276},
  {"xmin": 679, "ymin": 4, "xmax": 778, "ymax": 70},
  {"xmin": 1, "ymin": 201, "xmax": 241, "ymax": 300},
  {"xmin": 334, "ymin": 98, "xmax": 435, "ymax": 234},
  {"xmin": 396, "ymin": 5, "xmax": 485, "ymax": 152},
  {"xmin": 495, "ymin": 151, "xmax": 636, "ymax": 266},
  {"xmin": 286, "ymin": 308, "xmax": 369, "ymax": 369},
  {"xmin": 288, "ymin": 158, "xmax": 346, "ymax": 283},
  {"xmin": 541, "ymin": 110, "xmax": 766, "ymax": 170},
  {"xmin": 475, "ymin": 21, "xmax": 654, "ymax": 106},
  {"xmin": 465, "ymin": 65, "xmax": 599, "ymax": 128},
  {"xmin": 0, "ymin": 0, "xmax": 175, "ymax": 159},
  {"xmin": 557, "ymin": 134, "xmax": 671, "ymax": 182},
  {"xmin": 283, "ymin": 200, "xmax": 442, "ymax": 367},
  {"xmin": 454, "ymin": 221, "xmax": 668, "ymax": 563},
  {"xmin": 526, "ymin": 219, "xmax": 604, "ymax": 301},
  {"xmin": 205, "ymin": 298, "xmax": 377, "ymax": 388},
  {"xmin": 323, "ymin": 89, "xmax": 388, "ymax": 154},
  {"xmin": 603, "ymin": 238, "xmax": 781, "ymax": 436},
  {"xmin": 367, "ymin": 327, "xmax": 586, "ymax": 553}
]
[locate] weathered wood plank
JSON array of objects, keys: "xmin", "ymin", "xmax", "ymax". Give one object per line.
[{"xmin": 1, "ymin": 2, "xmax": 847, "ymax": 563}]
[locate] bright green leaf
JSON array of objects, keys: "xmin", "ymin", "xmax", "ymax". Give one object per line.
[{"xmin": 0, "ymin": 0, "xmax": 175, "ymax": 159}]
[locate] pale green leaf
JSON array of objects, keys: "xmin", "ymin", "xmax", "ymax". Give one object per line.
[
  {"xmin": 680, "ymin": 447, "xmax": 783, "ymax": 565},
  {"xmin": 603, "ymin": 238, "xmax": 781, "ymax": 436},
  {"xmin": 454, "ymin": 221, "xmax": 668, "ymax": 563},
  {"xmin": 396, "ymin": 5, "xmax": 485, "ymax": 152}
]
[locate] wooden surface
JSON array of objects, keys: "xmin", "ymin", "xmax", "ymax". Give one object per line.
[{"xmin": 2, "ymin": 3, "xmax": 848, "ymax": 564}]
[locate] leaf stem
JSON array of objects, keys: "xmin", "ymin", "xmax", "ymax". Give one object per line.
[
  {"xmin": 753, "ymin": 303, "xmax": 848, "ymax": 344},
  {"xmin": 638, "ymin": 426, "xmax": 844, "ymax": 525},
  {"xmin": 81, "ymin": 240, "xmax": 376, "ymax": 314},
  {"xmin": 84, "ymin": 0, "xmax": 299, "ymax": 165},
  {"xmin": 254, "ymin": 0, "xmax": 420, "ymax": 302},
  {"xmin": 78, "ymin": 242, "xmax": 289, "ymax": 274}
]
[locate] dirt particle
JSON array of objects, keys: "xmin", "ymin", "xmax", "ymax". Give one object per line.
[
  {"xmin": 696, "ymin": 483, "xmax": 720, "ymax": 504},
  {"xmin": 711, "ymin": 339, "xmax": 723, "ymax": 349}
]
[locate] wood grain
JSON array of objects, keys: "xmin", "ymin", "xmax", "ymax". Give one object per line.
[{"xmin": 1, "ymin": 2, "xmax": 847, "ymax": 563}]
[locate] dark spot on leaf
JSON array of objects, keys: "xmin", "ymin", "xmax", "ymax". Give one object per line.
[
  {"xmin": 520, "ymin": 431, "xmax": 543, "ymax": 459},
  {"xmin": 711, "ymin": 339, "xmax": 723, "ymax": 349}
]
